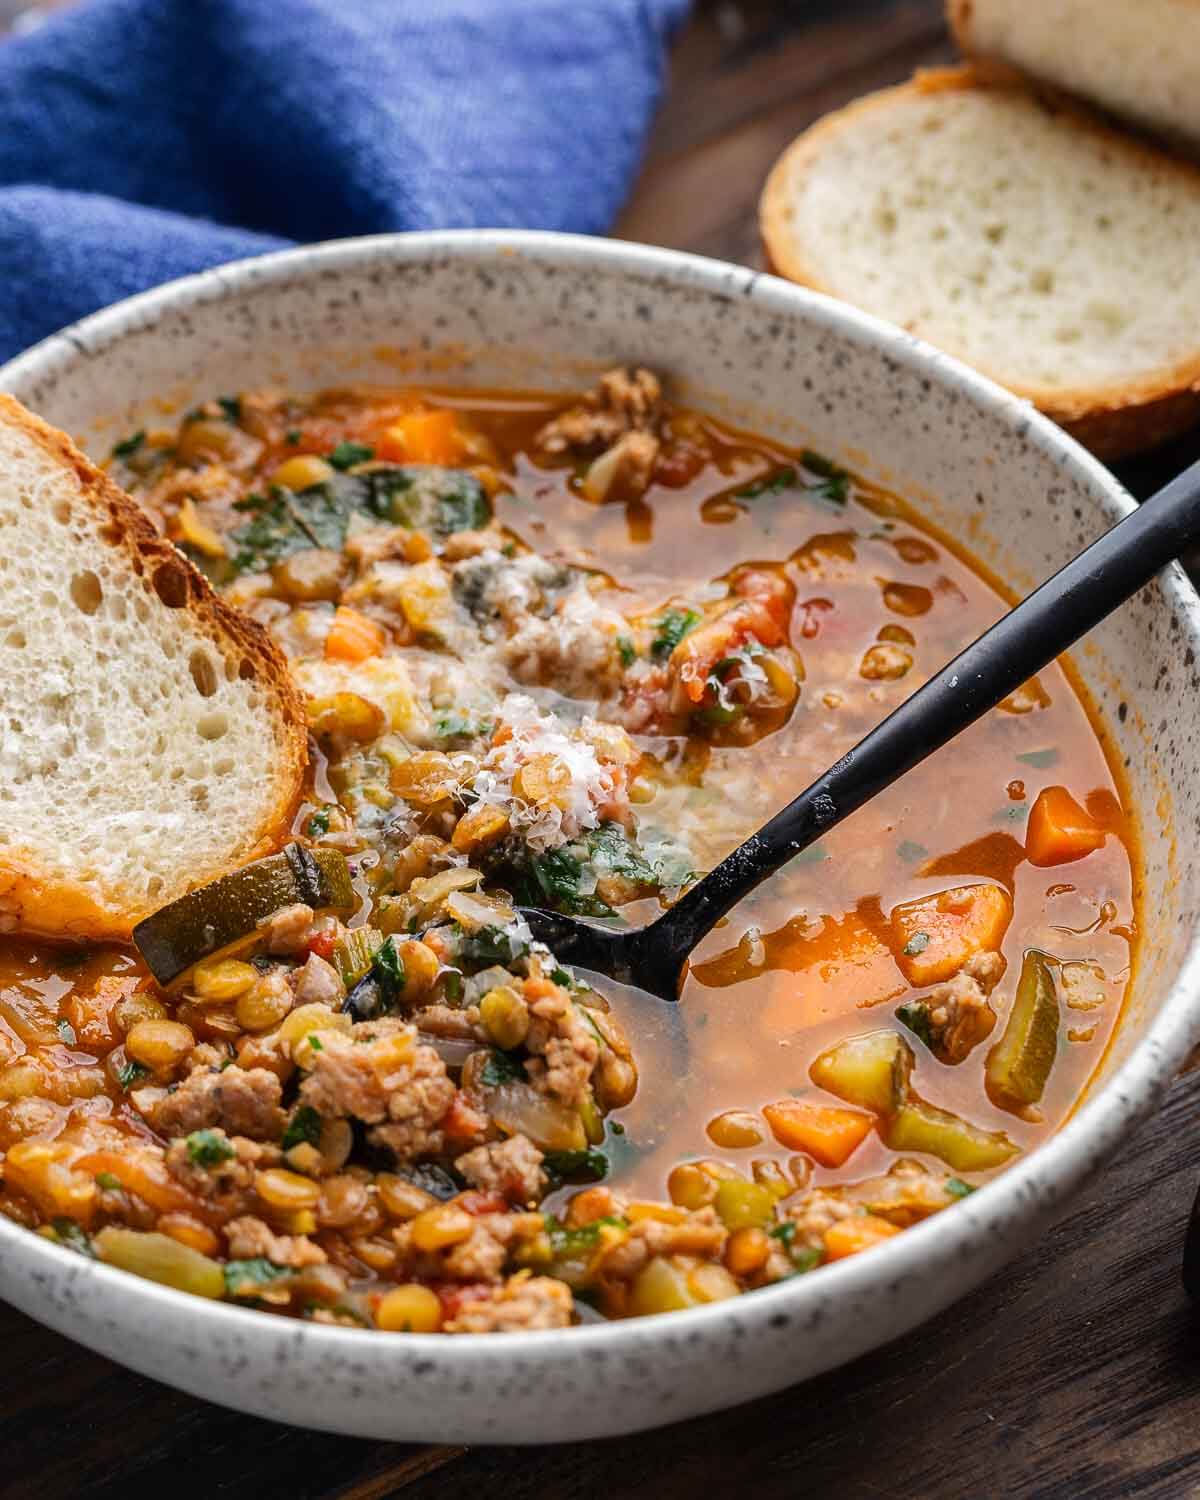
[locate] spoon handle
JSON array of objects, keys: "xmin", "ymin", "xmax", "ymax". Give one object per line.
[{"xmin": 649, "ymin": 455, "xmax": 1200, "ymax": 965}]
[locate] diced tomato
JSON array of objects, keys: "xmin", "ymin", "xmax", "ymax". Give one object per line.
[
  {"xmin": 435, "ymin": 1280, "xmax": 493, "ymax": 1322},
  {"xmin": 305, "ymin": 929, "xmax": 338, "ymax": 962},
  {"xmin": 441, "ymin": 1090, "xmax": 488, "ymax": 1142},
  {"xmin": 456, "ymin": 1190, "xmax": 508, "ymax": 1217}
]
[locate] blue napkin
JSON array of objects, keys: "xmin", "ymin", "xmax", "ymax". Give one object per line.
[{"xmin": 0, "ymin": 0, "xmax": 687, "ymax": 363}]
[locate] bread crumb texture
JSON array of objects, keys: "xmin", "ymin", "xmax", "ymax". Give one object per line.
[{"xmin": 0, "ymin": 397, "xmax": 306, "ymax": 940}]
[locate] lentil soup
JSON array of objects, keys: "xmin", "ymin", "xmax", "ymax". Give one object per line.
[{"xmin": 0, "ymin": 370, "xmax": 1135, "ymax": 1331}]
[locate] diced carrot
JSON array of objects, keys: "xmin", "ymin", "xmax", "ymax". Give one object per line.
[
  {"xmin": 325, "ymin": 605, "xmax": 386, "ymax": 664},
  {"xmin": 441, "ymin": 1090, "xmax": 489, "ymax": 1142},
  {"xmin": 376, "ymin": 409, "xmax": 461, "ymax": 466},
  {"xmin": 75, "ymin": 1149, "xmax": 214, "ymax": 1223},
  {"xmin": 890, "ymin": 882, "xmax": 1013, "ymax": 986},
  {"xmin": 761, "ymin": 1099, "xmax": 874, "ymax": 1167},
  {"xmin": 1025, "ymin": 785, "xmax": 1107, "ymax": 867},
  {"xmin": 823, "ymin": 1214, "xmax": 902, "ymax": 1261}
]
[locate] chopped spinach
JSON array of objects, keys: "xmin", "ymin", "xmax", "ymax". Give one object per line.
[
  {"xmin": 735, "ymin": 466, "xmax": 797, "ymax": 501},
  {"xmin": 544, "ymin": 1213, "xmax": 627, "ymax": 1260},
  {"xmin": 800, "ymin": 449, "xmax": 850, "ymax": 506},
  {"xmin": 285, "ymin": 428, "xmax": 302, "ymax": 445},
  {"xmin": 223, "ymin": 1258, "xmax": 292, "ymax": 1297},
  {"xmin": 902, "ymin": 930, "xmax": 931, "ymax": 957},
  {"xmin": 228, "ymin": 483, "xmax": 348, "ymax": 574},
  {"xmin": 116, "ymin": 1059, "xmax": 150, "ymax": 1090},
  {"xmin": 305, "ymin": 809, "xmax": 331, "ymax": 837},
  {"xmin": 458, "ymin": 925, "xmax": 530, "ymax": 967},
  {"xmin": 650, "ymin": 607, "xmax": 700, "ymax": 660},
  {"xmin": 282, "ymin": 1104, "xmax": 323, "ymax": 1152},
  {"xmin": 373, "ymin": 465, "xmax": 490, "ymax": 534},
  {"xmin": 896, "ymin": 1000, "xmax": 935, "ymax": 1049},
  {"xmin": 327, "ymin": 440, "xmax": 374, "ymax": 470},
  {"xmin": 434, "ymin": 712, "xmax": 492, "ymax": 742},
  {"xmin": 186, "ymin": 1129, "xmax": 236, "ymax": 1168},
  {"xmin": 480, "ymin": 1048, "xmax": 526, "ymax": 1089},
  {"xmin": 48, "ymin": 1219, "xmax": 95, "ymax": 1258},
  {"xmin": 543, "ymin": 1147, "xmax": 609, "ymax": 1185},
  {"xmin": 616, "ymin": 635, "xmax": 636, "ymax": 667},
  {"xmin": 372, "ymin": 935, "xmax": 406, "ymax": 998},
  {"xmin": 111, "ymin": 430, "xmax": 145, "ymax": 460}
]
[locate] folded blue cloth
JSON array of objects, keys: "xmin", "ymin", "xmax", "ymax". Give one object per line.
[{"xmin": 0, "ymin": 0, "xmax": 687, "ymax": 363}]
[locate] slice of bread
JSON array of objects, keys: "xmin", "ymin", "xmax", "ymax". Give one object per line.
[
  {"xmin": 950, "ymin": 0, "xmax": 1200, "ymax": 153},
  {"xmin": 0, "ymin": 395, "xmax": 308, "ymax": 942},
  {"xmin": 760, "ymin": 66, "xmax": 1200, "ymax": 458}
]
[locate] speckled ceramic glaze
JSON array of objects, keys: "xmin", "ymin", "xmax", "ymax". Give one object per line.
[{"xmin": 1, "ymin": 232, "xmax": 1199, "ymax": 1444}]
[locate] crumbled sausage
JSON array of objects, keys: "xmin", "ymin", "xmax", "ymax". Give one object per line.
[
  {"xmin": 299, "ymin": 1019, "xmax": 456, "ymax": 1160},
  {"xmin": 598, "ymin": 1206, "xmax": 727, "ymax": 1281},
  {"xmin": 522, "ymin": 984, "xmax": 600, "ymax": 1108},
  {"xmin": 536, "ymin": 367, "xmax": 662, "ymax": 455},
  {"xmin": 445, "ymin": 1274, "xmax": 573, "ymax": 1333},
  {"xmin": 455, "ymin": 1135, "xmax": 547, "ymax": 1206},
  {"xmin": 926, "ymin": 949, "xmax": 1005, "ymax": 1063},
  {"xmin": 225, "ymin": 1213, "xmax": 328, "ymax": 1267},
  {"xmin": 392, "ymin": 1209, "xmax": 544, "ymax": 1283},
  {"xmin": 136, "ymin": 1066, "xmax": 286, "ymax": 1141},
  {"xmin": 165, "ymin": 1131, "xmax": 281, "ymax": 1218},
  {"xmin": 259, "ymin": 902, "xmax": 315, "ymax": 956}
]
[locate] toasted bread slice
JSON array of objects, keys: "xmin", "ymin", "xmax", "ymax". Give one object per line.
[
  {"xmin": 0, "ymin": 395, "xmax": 308, "ymax": 942},
  {"xmin": 949, "ymin": 0, "xmax": 1200, "ymax": 153},
  {"xmin": 760, "ymin": 65, "xmax": 1200, "ymax": 458}
]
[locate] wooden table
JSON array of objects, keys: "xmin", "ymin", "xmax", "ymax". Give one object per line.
[{"xmin": 11, "ymin": 3, "xmax": 1200, "ymax": 1495}]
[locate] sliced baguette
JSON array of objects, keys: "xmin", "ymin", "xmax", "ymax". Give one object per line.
[
  {"xmin": 950, "ymin": 0, "xmax": 1200, "ymax": 153},
  {"xmin": 0, "ymin": 395, "xmax": 308, "ymax": 942},
  {"xmin": 760, "ymin": 66, "xmax": 1200, "ymax": 458}
]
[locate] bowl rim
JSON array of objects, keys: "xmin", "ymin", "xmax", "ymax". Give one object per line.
[{"xmin": 3, "ymin": 227, "xmax": 1199, "ymax": 1367}]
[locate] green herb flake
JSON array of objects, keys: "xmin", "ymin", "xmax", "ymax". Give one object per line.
[
  {"xmin": 903, "ymin": 931, "xmax": 931, "ymax": 957},
  {"xmin": 946, "ymin": 1178, "xmax": 976, "ymax": 1199},
  {"xmin": 308, "ymin": 1035, "xmax": 324, "ymax": 1054},
  {"xmin": 800, "ymin": 449, "xmax": 850, "ymax": 506},
  {"xmin": 285, "ymin": 429, "xmax": 302, "ymax": 445},
  {"xmin": 328, "ymin": 440, "xmax": 375, "ymax": 471},
  {"xmin": 897, "ymin": 839, "xmax": 929, "ymax": 865},
  {"xmin": 442, "ymin": 971, "xmax": 464, "ymax": 1003},
  {"xmin": 768, "ymin": 1222, "xmax": 796, "ymax": 1246},
  {"xmin": 218, "ymin": 395, "xmax": 242, "ymax": 423},
  {"xmin": 434, "ymin": 713, "xmax": 492, "ymax": 741},
  {"xmin": 306, "ymin": 809, "xmax": 331, "ymax": 837},
  {"xmin": 111, "ymin": 430, "xmax": 145, "ymax": 460},
  {"xmin": 48, "ymin": 1219, "xmax": 95, "ymax": 1258},
  {"xmin": 223, "ymin": 1258, "xmax": 292, "ymax": 1297},
  {"xmin": 543, "ymin": 1147, "xmax": 609, "ymax": 1184},
  {"xmin": 650, "ymin": 607, "xmax": 700, "ymax": 660},
  {"xmin": 735, "ymin": 466, "xmax": 797, "ymax": 501},
  {"xmin": 480, "ymin": 1049, "xmax": 526, "ymax": 1089},
  {"xmin": 616, "ymin": 635, "xmax": 636, "ymax": 668},
  {"xmin": 186, "ymin": 1129, "xmax": 236, "ymax": 1168},
  {"xmin": 788, "ymin": 1246, "xmax": 824, "ymax": 1275},
  {"xmin": 544, "ymin": 1213, "xmax": 627, "ymax": 1259},
  {"xmin": 1016, "ymin": 748, "xmax": 1060, "ymax": 769},
  {"xmin": 95, "ymin": 1172, "xmax": 122, "ymax": 1192},
  {"xmin": 56, "ymin": 1019, "xmax": 77, "ymax": 1046},
  {"xmin": 116, "ymin": 1059, "xmax": 150, "ymax": 1090},
  {"xmin": 282, "ymin": 1105, "xmax": 323, "ymax": 1153},
  {"xmin": 371, "ymin": 935, "xmax": 406, "ymax": 997},
  {"xmin": 896, "ymin": 1000, "xmax": 935, "ymax": 1050}
]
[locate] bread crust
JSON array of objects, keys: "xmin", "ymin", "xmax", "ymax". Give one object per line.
[
  {"xmin": 0, "ymin": 395, "xmax": 309, "ymax": 942},
  {"xmin": 759, "ymin": 64, "xmax": 1200, "ymax": 460}
]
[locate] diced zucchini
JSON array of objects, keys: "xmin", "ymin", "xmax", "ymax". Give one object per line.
[
  {"xmin": 714, "ymin": 1179, "xmax": 775, "ymax": 1231},
  {"xmin": 133, "ymin": 845, "xmax": 354, "ymax": 987},
  {"xmin": 94, "ymin": 1227, "xmax": 225, "ymax": 1299},
  {"xmin": 986, "ymin": 949, "xmax": 1059, "ymax": 1110},
  {"xmin": 809, "ymin": 1029, "xmax": 913, "ymax": 1115},
  {"xmin": 883, "ymin": 1098, "xmax": 1018, "ymax": 1172}
]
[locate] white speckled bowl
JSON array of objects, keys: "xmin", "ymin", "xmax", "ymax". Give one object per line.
[{"xmin": 2, "ymin": 232, "xmax": 1199, "ymax": 1443}]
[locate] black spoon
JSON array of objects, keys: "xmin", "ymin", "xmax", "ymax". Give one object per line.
[{"xmin": 521, "ymin": 456, "xmax": 1200, "ymax": 1001}]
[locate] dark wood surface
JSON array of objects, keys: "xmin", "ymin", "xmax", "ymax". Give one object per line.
[{"xmin": 9, "ymin": 3, "xmax": 1200, "ymax": 1496}]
